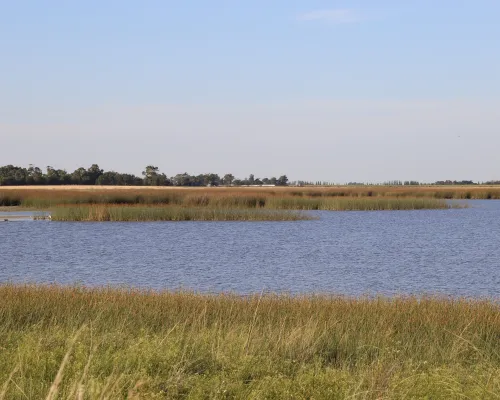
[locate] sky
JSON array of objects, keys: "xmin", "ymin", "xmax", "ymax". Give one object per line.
[{"xmin": 1, "ymin": 0, "xmax": 499, "ymax": 183}]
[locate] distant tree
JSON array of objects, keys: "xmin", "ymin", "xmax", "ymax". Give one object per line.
[
  {"xmin": 157, "ymin": 173, "xmax": 171, "ymax": 186},
  {"xmin": 0, "ymin": 163, "xmax": 296, "ymax": 188},
  {"xmin": 0, "ymin": 165, "xmax": 28, "ymax": 185},
  {"xmin": 190, "ymin": 174, "xmax": 203, "ymax": 186},
  {"xmin": 87, "ymin": 164, "xmax": 103, "ymax": 184},
  {"xmin": 142, "ymin": 166, "xmax": 160, "ymax": 186},
  {"xmin": 204, "ymin": 173, "xmax": 220, "ymax": 186},
  {"xmin": 277, "ymin": 175, "xmax": 288, "ymax": 186},
  {"xmin": 223, "ymin": 173, "xmax": 235, "ymax": 186},
  {"xmin": 26, "ymin": 165, "xmax": 44, "ymax": 185},
  {"xmin": 45, "ymin": 166, "xmax": 57, "ymax": 185},
  {"xmin": 172, "ymin": 173, "xmax": 192, "ymax": 186},
  {"xmin": 96, "ymin": 171, "xmax": 119, "ymax": 185},
  {"xmin": 46, "ymin": 166, "xmax": 70, "ymax": 185},
  {"xmin": 71, "ymin": 167, "xmax": 91, "ymax": 184}
]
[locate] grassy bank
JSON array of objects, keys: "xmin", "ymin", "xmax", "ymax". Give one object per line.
[
  {"xmin": 50, "ymin": 205, "xmax": 312, "ymax": 221},
  {"xmin": 1, "ymin": 285, "xmax": 500, "ymax": 399}
]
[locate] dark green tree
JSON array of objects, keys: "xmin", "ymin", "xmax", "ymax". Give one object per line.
[
  {"xmin": 87, "ymin": 164, "xmax": 104, "ymax": 184},
  {"xmin": 142, "ymin": 166, "xmax": 160, "ymax": 186},
  {"xmin": 223, "ymin": 173, "xmax": 235, "ymax": 186},
  {"xmin": 277, "ymin": 175, "xmax": 288, "ymax": 186}
]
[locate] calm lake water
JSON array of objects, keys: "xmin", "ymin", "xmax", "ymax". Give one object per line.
[{"xmin": 1, "ymin": 200, "xmax": 500, "ymax": 297}]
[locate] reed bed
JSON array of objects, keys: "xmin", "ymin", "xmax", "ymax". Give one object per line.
[
  {"xmin": 266, "ymin": 197, "xmax": 451, "ymax": 210},
  {"xmin": 287, "ymin": 186, "xmax": 500, "ymax": 199},
  {"xmin": 50, "ymin": 205, "xmax": 312, "ymax": 221},
  {"xmin": 49, "ymin": 197, "xmax": 450, "ymax": 222},
  {"xmin": 2, "ymin": 185, "xmax": 500, "ymax": 206},
  {"xmin": 1, "ymin": 189, "xmax": 454, "ymax": 213},
  {"xmin": 1, "ymin": 284, "xmax": 500, "ymax": 399}
]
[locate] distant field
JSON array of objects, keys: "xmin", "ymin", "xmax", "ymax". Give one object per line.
[
  {"xmin": 2, "ymin": 184, "xmax": 500, "ymax": 198},
  {"xmin": 1, "ymin": 185, "xmax": 499, "ymax": 204},
  {"xmin": 2, "ymin": 184, "xmax": 500, "ymax": 191}
]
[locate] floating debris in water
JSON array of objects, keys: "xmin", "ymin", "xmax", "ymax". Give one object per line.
[{"xmin": 32, "ymin": 214, "xmax": 51, "ymax": 221}]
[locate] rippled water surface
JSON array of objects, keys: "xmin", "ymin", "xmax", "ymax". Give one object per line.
[{"xmin": 1, "ymin": 201, "xmax": 500, "ymax": 296}]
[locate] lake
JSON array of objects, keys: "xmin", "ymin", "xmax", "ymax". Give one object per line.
[{"xmin": 1, "ymin": 200, "xmax": 500, "ymax": 297}]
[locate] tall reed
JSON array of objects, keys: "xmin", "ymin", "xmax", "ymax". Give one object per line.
[
  {"xmin": 50, "ymin": 205, "xmax": 313, "ymax": 221},
  {"xmin": 1, "ymin": 189, "xmax": 456, "ymax": 212},
  {"xmin": 2, "ymin": 186, "xmax": 499, "ymax": 211},
  {"xmin": 265, "ymin": 196, "xmax": 451, "ymax": 210}
]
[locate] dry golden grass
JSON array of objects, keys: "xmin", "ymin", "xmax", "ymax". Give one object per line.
[
  {"xmin": 0, "ymin": 186, "xmax": 485, "ymax": 217},
  {"xmin": 2, "ymin": 184, "xmax": 500, "ymax": 198}
]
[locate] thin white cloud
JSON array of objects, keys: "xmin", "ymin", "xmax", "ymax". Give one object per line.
[{"xmin": 297, "ymin": 9, "xmax": 365, "ymax": 24}]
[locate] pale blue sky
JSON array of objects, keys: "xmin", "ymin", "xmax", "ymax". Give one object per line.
[{"xmin": 1, "ymin": 1, "xmax": 499, "ymax": 182}]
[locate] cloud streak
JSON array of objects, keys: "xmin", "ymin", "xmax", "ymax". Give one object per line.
[{"xmin": 297, "ymin": 9, "xmax": 365, "ymax": 24}]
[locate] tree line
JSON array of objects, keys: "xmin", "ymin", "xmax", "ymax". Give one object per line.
[
  {"xmin": 0, "ymin": 164, "xmax": 289, "ymax": 187},
  {"xmin": 1, "ymin": 164, "xmax": 497, "ymax": 187}
]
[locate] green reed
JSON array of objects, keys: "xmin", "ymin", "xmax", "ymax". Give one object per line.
[
  {"xmin": 50, "ymin": 205, "xmax": 313, "ymax": 221},
  {"xmin": 265, "ymin": 196, "xmax": 451, "ymax": 210}
]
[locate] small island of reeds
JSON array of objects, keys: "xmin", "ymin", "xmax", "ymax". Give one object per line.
[
  {"xmin": 1, "ymin": 284, "xmax": 500, "ymax": 398},
  {"xmin": 50, "ymin": 205, "xmax": 313, "ymax": 222},
  {"xmin": 0, "ymin": 187, "xmax": 458, "ymax": 221}
]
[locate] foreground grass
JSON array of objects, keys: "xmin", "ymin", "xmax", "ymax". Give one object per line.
[
  {"xmin": 1, "ymin": 285, "xmax": 500, "ymax": 399},
  {"xmin": 50, "ymin": 206, "xmax": 312, "ymax": 221}
]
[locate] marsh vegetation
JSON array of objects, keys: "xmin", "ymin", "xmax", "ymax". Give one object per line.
[
  {"xmin": 0, "ymin": 187, "xmax": 456, "ymax": 221},
  {"xmin": 50, "ymin": 205, "xmax": 312, "ymax": 222},
  {"xmin": 1, "ymin": 285, "xmax": 500, "ymax": 399}
]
